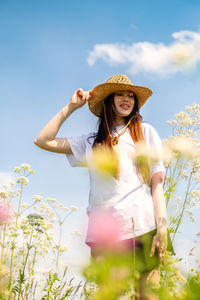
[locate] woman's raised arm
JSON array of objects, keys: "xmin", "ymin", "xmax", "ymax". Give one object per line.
[{"xmin": 34, "ymin": 89, "xmax": 93, "ymax": 154}]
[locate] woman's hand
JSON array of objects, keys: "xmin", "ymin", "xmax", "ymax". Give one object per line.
[
  {"xmin": 150, "ymin": 228, "xmax": 168, "ymax": 261},
  {"xmin": 34, "ymin": 88, "xmax": 93, "ymax": 154},
  {"xmin": 69, "ymin": 89, "xmax": 93, "ymax": 109}
]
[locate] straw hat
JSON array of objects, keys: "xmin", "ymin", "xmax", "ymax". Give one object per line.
[{"xmin": 88, "ymin": 74, "xmax": 153, "ymax": 117}]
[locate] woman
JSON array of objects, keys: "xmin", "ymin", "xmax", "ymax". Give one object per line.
[{"xmin": 34, "ymin": 74, "xmax": 174, "ymax": 299}]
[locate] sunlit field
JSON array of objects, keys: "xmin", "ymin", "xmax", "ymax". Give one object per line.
[{"xmin": 1, "ymin": 104, "xmax": 200, "ymax": 299}]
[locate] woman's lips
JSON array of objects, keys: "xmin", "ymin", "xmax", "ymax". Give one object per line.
[{"xmin": 120, "ymin": 104, "xmax": 130, "ymax": 110}]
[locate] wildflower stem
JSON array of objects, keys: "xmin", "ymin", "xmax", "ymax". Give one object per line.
[
  {"xmin": 163, "ymin": 163, "xmax": 170, "ymax": 189},
  {"xmin": 56, "ymin": 221, "xmax": 63, "ymax": 272},
  {"xmin": 22, "ymin": 233, "xmax": 33, "ymax": 276},
  {"xmin": 9, "ymin": 183, "xmax": 23, "ymax": 290},
  {"xmin": 32, "ymin": 243, "xmax": 38, "ymax": 274},
  {"xmin": 166, "ymin": 157, "xmax": 180, "ymax": 208},
  {"xmin": 1, "ymin": 224, "xmax": 7, "ymax": 261},
  {"xmin": 172, "ymin": 170, "xmax": 193, "ymax": 242},
  {"xmin": 131, "ymin": 218, "xmax": 136, "ymax": 292}
]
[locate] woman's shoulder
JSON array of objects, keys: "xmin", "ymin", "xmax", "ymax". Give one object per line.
[
  {"xmin": 67, "ymin": 131, "xmax": 97, "ymax": 147},
  {"xmin": 76, "ymin": 131, "xmax": 97, "ymax": 146},
  {"xmin": 86, "ymin": 131, "xmax": 97, "ymax": 143},
  {"xmin": 141, "ymin": 122, "xmax": 161, "ymax": 139},
  {"xmin": 141, "ymin": 122, "xmax": 156, "ymax": 132}
]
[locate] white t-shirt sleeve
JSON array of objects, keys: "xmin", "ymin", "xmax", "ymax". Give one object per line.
[
  {"xmin": 66, "ymin": 134, "xmax": 91, "ymax": 167},
  {"xmin": 143, "ymin": 123, "xmax": 165, "ymax": 178},
  {"xmin": 66, "ymin": 133, "xmax": 94, "ymax": 167}
]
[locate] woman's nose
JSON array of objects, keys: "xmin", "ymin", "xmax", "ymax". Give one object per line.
[{"xmin": 122, "ymin": 94, "xmax": 129, "ymax": 100}]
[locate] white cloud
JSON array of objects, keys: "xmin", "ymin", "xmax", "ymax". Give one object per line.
[
  {"xmin": 87, "ymin": 30, "xmax": 200, "ymax": 76},
  {"xmin": 0, "ymin": 171, "xmax": 15, "ymax": 186}
]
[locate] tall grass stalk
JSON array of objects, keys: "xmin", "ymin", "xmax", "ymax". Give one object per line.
[{"xmin": 9, "ymin": 183, "xmax": 23, "ymax": 290}]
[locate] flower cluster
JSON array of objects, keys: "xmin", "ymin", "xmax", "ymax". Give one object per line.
[
  {"xmin": 0, "ymin": 164, "xmax": 80, "ymax": 298},
  {"xmin": 164, "ymin": 104, "xmax": 200, "ymax": 239}
]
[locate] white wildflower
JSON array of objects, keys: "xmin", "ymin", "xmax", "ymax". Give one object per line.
[
  {"xmin": 162, "ymin": 141, "xmax": 175, "ymax": 163},
  {"xmin": 167, "ymin": 120, "xmax": 177, "ymax": 126},
  {"xmin": 0, "ymin": 191, "xmax": 9, "ymax": 199},
  {"xmin": 21, "ymin": 203, "xmax": 30, "ymax": 209},
  {"xmin": 9, "ymin": 180, "xmax": 16, "ymax": 187},
  {"xmin": 185, "ymin": 106, "xmax": 193, "ymax": 112},
  {"xmin": 14, "ymin": 167, "xmax": 21, "ymax": 173},
  {"xmin": 71, "ymin": 230, "xmax": 81, "ymax": 236},
  {"xmin": 63, "ymin": 206, "xmax": 69, "ymax": 211},
  {"xmin": 191, "ymin": 190, "xmax": 200, "ymax": 199},
  {"xmin": 61, "ymin": 246, "xmax": 69, "ymax": 252},
  {"xmin": 70, "ymin": 205, "xmax": 78, "ymax": 211},
  {"xmin": 21, "ymin": 163, "xmax": 31, "ymax": 171},
  {"xmin": 46, "ymin": 198, "xmax": 57, "ymax": 203},
  {"xmin": 168, "ymin": 136, "xmax": 196, "ymax": 158},
  {"xmin": 192, "ymin": 159, "xmax": 200, "ymax": 172},
  {"xmin": 41, "ymin": 220, "xmax": 53, "ymax": 230},
  {"xmin": 41, "ymin": 203, "xmax": 49, "ymax": 209},
  {"xmin": 180, "ymin": 170, "xmax": 188, "ymax": 179},
  {"xmin": 177, "ymin": 196, "xmax": 182, "ymax": 204},
  {"xmin": 33, "ymin": 195, "xmax": 43, "ymax": 202},
  {"xmin": 17, "ymin": 176, "xmax": 29, "ymax": 185},
  {"xmin": 190, "ymin": 215, "xmax": 195, "ymax": 222},
  {"xmin": 175, "ymin": 111, "xmax": 188, "ymax": 120},
  {"xmin": 192, "ymin": 173, "xmax": 200, "ymax": 183},
  {"xmin": 193, "ymin": 104, "xmax": 199, "ymax": 110}
]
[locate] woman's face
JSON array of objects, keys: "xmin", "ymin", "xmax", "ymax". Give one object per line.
[{"xmin": 113, "ymin": 90, "xmax": 135, "ymax": 118}]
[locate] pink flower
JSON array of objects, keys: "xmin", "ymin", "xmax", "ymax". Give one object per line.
[
  {"xmin": 0, "ymin": 200, "xmax": 12, "ymax": 225},
  {"xmin": 87, "ymin": 208, "xmax": 122, "ymax": 248}
]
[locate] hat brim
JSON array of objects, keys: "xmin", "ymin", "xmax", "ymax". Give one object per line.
[{"xmin": 88, "ymin": 82, "xmax": 153, "ymax": 117}]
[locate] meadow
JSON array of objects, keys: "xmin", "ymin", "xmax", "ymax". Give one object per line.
[{"xmin": 0, "ymin": 104, "xmax": 200, "ymax": 299}]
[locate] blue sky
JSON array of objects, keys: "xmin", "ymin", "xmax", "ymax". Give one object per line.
[{"xmin": 1, "ymin": 0, "xmax": 200, "ymax": 275}]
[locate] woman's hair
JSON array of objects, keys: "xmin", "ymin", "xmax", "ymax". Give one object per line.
[{"xmin": 92, "ymin": 93, "xmax": 150, "ymax": 184}]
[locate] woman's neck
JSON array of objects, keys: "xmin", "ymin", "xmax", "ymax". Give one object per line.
[{"xmin": 113, "ymin": 116, "xmax": 126, "ymax": 127}]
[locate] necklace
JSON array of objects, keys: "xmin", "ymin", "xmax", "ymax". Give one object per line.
[
  {"xmin": 112, "ymin": 126, "xmax": 128, "ymax": 145},
  {"xmin": 103, "ymin": 103, "xmax": 134, "ymax": 146}
]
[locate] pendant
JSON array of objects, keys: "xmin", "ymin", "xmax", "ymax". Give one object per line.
[{"xmin": 112, "ymin": 137, "xmax": 119, "ymax": 145}]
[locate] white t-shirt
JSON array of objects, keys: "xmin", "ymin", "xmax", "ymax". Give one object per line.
[{"xmin": 66, "ymin": 123, "xmax": 165, "ymax": 242}]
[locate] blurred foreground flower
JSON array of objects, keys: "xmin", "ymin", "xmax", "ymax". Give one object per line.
[
  {"xmin": 91, "ymin": 145, "xmax": 119, "ymax": 178},
  {"xmin": 163, "ymin": 136, "xmax": 200, "ymax": 162},
  {"xmin": 87, "ymin": 209, "xmax": 121, "ymax": 248},
  {"xmin": 0, "ymin": 200, "xmax": 12, "ymax": 225},
  {"xmin": 134, "ymin": 141, "xmax": 160, "ymax": 163},
  {"xmin": 133, "ymin": 141, "xmax": 159, "ymax": 185}
]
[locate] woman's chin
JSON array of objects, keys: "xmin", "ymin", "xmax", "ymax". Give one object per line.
[{"xmin": 118, "ymin": 110, "xmax": 132, "ymax": 117}]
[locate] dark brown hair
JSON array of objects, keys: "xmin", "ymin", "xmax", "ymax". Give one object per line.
[
  {"xmin": 93, "ymin": 93, "xmax": 144, "ymax": 146},
  {"xmin": 92, "ymin": 93, "xmax": 150, "ymax": 184}
]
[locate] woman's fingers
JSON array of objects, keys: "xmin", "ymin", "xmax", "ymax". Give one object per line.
[
  {"xmin": 157, "ymin": 246, "xmax": 165, "ymax": 262},
  {"xmin": 150, "ymin": 237, "xmax": 156, "ymax": 257},
  {"xmin": 85, "ymin": 91, "xmax": 89, "ymax": 101},
  {"xmin": 77, "ymin": 88, "xmax": 84, "ymax": 99},
  {"xmin": 70, "ymin": 89, "xmax": 93, "ymax": 108},
  {"xmin": 77, "ymin": 89, "xmax": 92, "ymax": 101}
]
